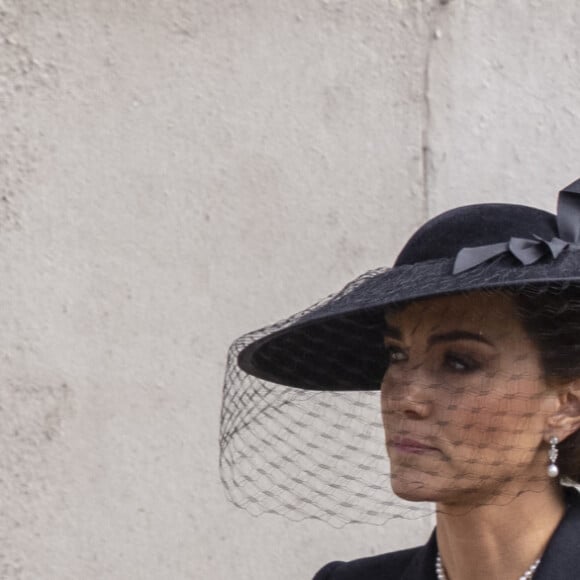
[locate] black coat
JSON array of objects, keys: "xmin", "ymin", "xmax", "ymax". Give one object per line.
[{"xmin": 313, "ymin": 490, "xmax": 580, "ymax": 580}]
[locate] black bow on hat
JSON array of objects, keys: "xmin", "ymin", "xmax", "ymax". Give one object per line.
[{"xmin": 453, "ymin": 179, "xmax": 580, "ymax": 274}]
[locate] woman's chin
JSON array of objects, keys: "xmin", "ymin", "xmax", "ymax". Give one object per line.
[
  {"xmin": 389, "ymin": 475, "xmax": 440, "ymax": 503},
  {"xmin": 390, "ymin": 471, "xmax": 534, "ymax": 507}
]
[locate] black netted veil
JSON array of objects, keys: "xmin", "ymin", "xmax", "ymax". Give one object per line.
[
  {"xmin": 220, "ymin": 268, "xmax": 433, "ymax": 526},
  {"xmin": 220, "ymin": 180, "xmax": 580, "ymax": 527}
]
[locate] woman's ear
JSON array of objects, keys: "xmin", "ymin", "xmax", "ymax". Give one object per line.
[{"xmin": 546, "ymin": 381, "xmax": 580, "ymax": 443}]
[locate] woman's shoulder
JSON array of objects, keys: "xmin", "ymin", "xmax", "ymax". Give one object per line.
[{"xmin": 311, "ymin": 545, "xmax": 425, "ymax": 580}]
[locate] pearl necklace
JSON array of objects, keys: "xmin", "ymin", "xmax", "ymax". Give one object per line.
[{"xmin": 435, "ymin": 553, "xmax": 541, "ymax": 580}]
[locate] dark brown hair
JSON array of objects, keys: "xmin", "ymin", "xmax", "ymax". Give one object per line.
[{"xmin": 516, "ymin": 285, "xmax": 580, "ymax": 484}]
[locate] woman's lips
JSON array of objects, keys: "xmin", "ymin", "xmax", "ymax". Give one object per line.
[{"xmin": 389, "ymin": 437, "xmax": 439, "ymax": 455}]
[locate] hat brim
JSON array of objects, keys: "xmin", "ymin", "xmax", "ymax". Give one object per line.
[{"xmin": 238, "ymin": 251, "xmax": 580, "ymax": 390}]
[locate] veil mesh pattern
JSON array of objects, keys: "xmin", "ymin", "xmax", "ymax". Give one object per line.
[
  {"xmin": 220, "ymin": 268, "xmax": 580, "ymax": 527},
  {"xmin": 219, "ymin": 268, "xmax": 429, "ymax": 526}
]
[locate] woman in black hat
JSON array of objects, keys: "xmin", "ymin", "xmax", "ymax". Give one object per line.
[{"xmin": 221, "ymin": 180, "xmax": 580, "ymax": 579}]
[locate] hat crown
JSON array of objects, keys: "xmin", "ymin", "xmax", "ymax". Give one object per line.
[{"xmin": 395, "ymin": 203, "xmax": 557, "ymax": 266}]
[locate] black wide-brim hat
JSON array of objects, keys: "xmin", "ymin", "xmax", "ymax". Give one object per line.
[{"xmin": 238, "ymin": 179, "xmax": 580, "ymax": 391}]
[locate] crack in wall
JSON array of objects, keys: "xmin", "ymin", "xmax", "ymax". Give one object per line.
[{"xmin": 421, "ymin": 0, "xmax": 450, "ymax": 220}]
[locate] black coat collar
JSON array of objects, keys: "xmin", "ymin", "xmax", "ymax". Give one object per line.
[
  {"xmin": 534, "ymin": 488, "xmax": 580, "ymax": 580},
  {"xmin": 400, "ymin": 489, "xmax": 580, "ymax": 580},
  {"xmin": 399, "ymin": 531, "xmax": 437, "ymax": 580}
]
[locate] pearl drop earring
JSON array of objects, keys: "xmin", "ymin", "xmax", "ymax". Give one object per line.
[{"xmin": 547, "ymin": 436, "xmax": 559, "ymax": 478}]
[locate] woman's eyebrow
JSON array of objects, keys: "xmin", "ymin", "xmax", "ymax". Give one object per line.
[
  {"xmin": 428, "ymin": 330, "xmax": 494, "ymax": 347},
  {"xmin": 383, "ymin": 324, "xmax": 402, "ymax": 340}
]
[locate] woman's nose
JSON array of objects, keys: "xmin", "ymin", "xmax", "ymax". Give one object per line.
[{"xmin": 381, "ymin": 372, "xmax": 433, "ymax": 419}]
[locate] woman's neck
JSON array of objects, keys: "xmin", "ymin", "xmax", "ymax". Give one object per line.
[{"xmin": 435, "ymin": 486, "xmax": 566, "ymax": 580}]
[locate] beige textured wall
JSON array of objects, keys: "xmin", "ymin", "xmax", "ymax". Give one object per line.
[{"xmin": 1, "ymin": 1, "xmax": 580, "ymax": 579}]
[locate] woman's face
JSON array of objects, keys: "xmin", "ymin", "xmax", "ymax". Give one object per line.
[{"xmin": 381, "ymin": 292, "xmax": 559, "ymax": 507}]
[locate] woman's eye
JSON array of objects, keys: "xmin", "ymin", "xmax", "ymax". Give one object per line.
[
  {"xmin": 444, "ymin": 352, "xmax": 479, "ymax": 373},
  {"xmin": 387, "ymin": 347, "xmax": 407, "ymax": 364}
]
